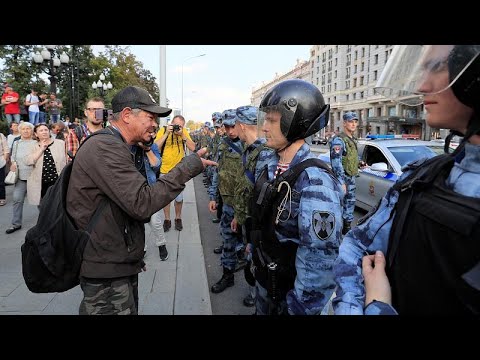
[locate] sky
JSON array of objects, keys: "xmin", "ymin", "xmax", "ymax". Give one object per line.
[{"xmin": 93, "ymin": 45, "xmax": 312, "ymax": 123}]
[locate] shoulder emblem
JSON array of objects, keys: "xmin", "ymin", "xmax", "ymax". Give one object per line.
[{"xmin": 312, "ymin": 210, "xmax": 335, "ymax": 240}]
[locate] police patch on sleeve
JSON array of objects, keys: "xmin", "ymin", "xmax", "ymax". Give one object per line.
[
  {"xmin": 333, "ymin": 145, "xmax": 341, "ymax": 154},
  {"xmin": 312, "ymin": 211, "xmax": 335, "ymax": 240}
]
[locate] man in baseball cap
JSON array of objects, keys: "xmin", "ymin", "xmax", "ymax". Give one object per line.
[
  {"xmin": 66, "ymin": 85, "xmax": 216, "ymax": 315},
  {"xmin": 112, "ymin": 86, "xmax": 172, "ymax": 116},
  {"xmin": 343, "ymin": 111, "xmax": 358, "ymax": 122}
]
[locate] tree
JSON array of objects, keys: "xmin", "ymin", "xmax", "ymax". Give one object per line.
[
  {"xmin": 96, "ymin": 46, "xmax": 160, "ymax": 102},
  {"xmin": 1, "ymin": 45, "xmax": 159, "ymax": 121},
  {"xmin": 56, "ymin": 45, "xmax": 96, "ymax": 120},
  {"xmin": 0, "ymin": 45, "xmax": 40, "ymax": 97}
]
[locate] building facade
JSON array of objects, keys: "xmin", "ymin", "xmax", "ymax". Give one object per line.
[
  {"xmin": 309, "ymin": 45, "xmax": 432, "ymax": 140},
  {"xmin": 251, "ymin": 59, "xmax": 310, "ymax": 107},
  {"xmin": 251, "ymin": 46, "xmax": 439, "ymax": 141}
]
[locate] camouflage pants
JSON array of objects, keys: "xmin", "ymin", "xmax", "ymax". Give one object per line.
[
  {"xmin": 220, "ymin": 203, "xmax": 242, "ymax": 271},
  {"xmin": 254, "ymin": 282, "xmax": 289, "ymax": 315},
  {"xmin": 343, "ymin": 175, "xmax": 356, "ymax": 222},
  {"xmin": 79, "ymin": 274, "xmax": 139, "ymax": 315}
]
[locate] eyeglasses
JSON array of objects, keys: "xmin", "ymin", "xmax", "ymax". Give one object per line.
[{"xmin": 86, "ymin": 108, "xmax": 105, "ymax": 111}]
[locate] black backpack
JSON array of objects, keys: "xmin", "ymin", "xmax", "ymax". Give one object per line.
[
  {"xmin": 74, "ymin": 124, "xmax": 85, "ymax": 144},
  {"xmin": 21, "ymin": 129, "xmax": 117, "ymax": 293}
]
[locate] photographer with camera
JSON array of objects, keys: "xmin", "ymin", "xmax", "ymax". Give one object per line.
[
  {"xmin": 154, "ymin": 115, "xmax": 196, "ymax": 232},
  {"xmin": 66, "ymin": 97, "xmax": 106, "ymax": 159}
]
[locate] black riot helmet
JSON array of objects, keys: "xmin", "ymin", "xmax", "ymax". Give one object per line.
[
  {"xmin": 448, "ymin": 45, "xmax": 480, "ymax": 111},
  {"xmin": 258, "ymin": 79, "xmax": 330, "ymax": 142}
]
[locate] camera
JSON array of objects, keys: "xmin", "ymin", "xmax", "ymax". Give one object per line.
[
  {"xmin": 172, "ymin": 124, "xmax": 181, "ymax": 132},
  {"xmin": 95, "ymin": 109, "xmax": 113, "ymax": 122}
]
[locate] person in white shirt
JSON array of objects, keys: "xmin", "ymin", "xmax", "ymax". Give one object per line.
[{"xmin": 25, "ymin": 89, "xmax": 40, "ymax": 125}]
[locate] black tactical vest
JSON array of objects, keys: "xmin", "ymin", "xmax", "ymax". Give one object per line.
[
  {"xmin": 249, "ymin": 159, "xmax": 333, "ymax": 298},
  {"xmin": 388, "ymin": 154, "xmax": 480, "ymax": 315}
]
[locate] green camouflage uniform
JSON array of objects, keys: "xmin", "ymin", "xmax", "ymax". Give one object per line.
[{"xmin": 233, "ymin": 139, "xmax": 267, "ymax": 225}]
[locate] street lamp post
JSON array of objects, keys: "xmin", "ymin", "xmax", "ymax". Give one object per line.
[
  {"xmin": 32, "ymin": 45, "xmax": 70, "ymax": 94},
  {"xmin": 92, "ymin": 72, "xmax": 113, "ymax": 97},
  {"xmin": 181, "ymin": 53, "xmax": 206, "ymax": 117}
]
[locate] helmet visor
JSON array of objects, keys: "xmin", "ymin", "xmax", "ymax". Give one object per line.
[
  {"xmin": 257, "ymin": 102, "xmax": 297, "ymax": 142},
  {"xmin": 374, "ymin": 45, "xmax": 480, "ymax": 106}
]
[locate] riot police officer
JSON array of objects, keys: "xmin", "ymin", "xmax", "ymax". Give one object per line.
[
  {"xmin": 251, "ymin": 79, "xmax": 344, "ymax": 315},
  {"xmin": 208, "ymin": 109, "xmax": 245, "ymax": 293},
  {"xmin": 334, "ymin": 45, "xmax": 480, "ymax": 315},
  {"xmin": 231, "ymin": 105, "xmax": 270, "ymax": 307}
]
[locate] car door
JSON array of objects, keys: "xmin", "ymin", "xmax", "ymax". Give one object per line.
[{"xmin": 355, "ymin": 144, "xmax": 397, "ymax": 211}]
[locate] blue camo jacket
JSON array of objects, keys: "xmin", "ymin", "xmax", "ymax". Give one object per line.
[
  {"xmin": 255, "ymin": 143, "xmax": 344, "ymax": 315},
  {"xmin": 333, "ymin": 142, "xmax": 480, "ymax": 315}
]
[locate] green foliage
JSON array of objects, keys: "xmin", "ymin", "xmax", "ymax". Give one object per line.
[
  {"xmin": 0, "ymin": 120, "xmax": 8, "ymax": 137},
  {"xmin": 0, "ymin": 45, "xmax": 160, "ymax": 120},
  {"xmin": 97, "ymin": 46, "xmax": 160, "ymax": 102},
  {"xmin": 0, "ymin": 45, "xmax": 38, "ymax": 96}
]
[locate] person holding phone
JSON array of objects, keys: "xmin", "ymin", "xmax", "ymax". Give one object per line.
[
  {"xmin": 66, "ymin": 97, "xmax": 105, "ymax": 159},
  {"xmin": 46, "ymin": 93, "xmax": 63, "ymax": 124}
]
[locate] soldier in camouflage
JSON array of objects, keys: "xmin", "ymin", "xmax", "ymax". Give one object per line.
[
  {"xmin": 330, "ymin": 111, "xmax": 363, "ymax": 235},
  {"xmin": 207, "ymin": 113, "xmax": 225, "ymax": 224},
  {"xmin": 203, "ymin": 122, "xmax": 216, "ymax": 188},
  {"xmin": 208, "ymin": 109, "xmax": 245, "ymax": 293},
  {"xmin": 231, "ymin": 105, "xmax": 270, "ymax": 307},
  {"xmin": 252, "ymin": 79, "xmax": 344, "ymax": 315}
]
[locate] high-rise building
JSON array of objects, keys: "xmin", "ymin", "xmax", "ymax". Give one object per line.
[
  {"xmin": 251, "ymin": 46, "xmax": 436, "ymax": 140},
  {"xmin": 310, "ymin": 45, "xmax": 427, "ymax": 139}
]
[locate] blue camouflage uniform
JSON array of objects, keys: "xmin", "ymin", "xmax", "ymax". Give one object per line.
[
  {"xmin": 254, "ymin": 143, "xmax": 344, "ymax": 315},
  {"xmin": 333, "ymin": 142, "xmax": 480, "ymax": 315},
  {"xmin": 330, "ymin": 114, "xmax": 360, "ymax": 225},
  {"xmin": 208, "ymin": 110, "xmax": 244, "ymax": 271}
]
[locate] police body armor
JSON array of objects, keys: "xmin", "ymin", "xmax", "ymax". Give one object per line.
[
  {"xmin": 249, "ymin": 159, "xmax": 333, "ymax": 303},
  {"xmin": 338, "ymin": 132, "xmax": 359, "ymax": 176},
  {"xmin": 387, "ymin": 154, "xmax": 480, "ymax": 315}
]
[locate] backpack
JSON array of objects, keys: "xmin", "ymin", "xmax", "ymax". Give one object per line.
[
  {"xmin": 21, "ymin": 129, "xmax": 117, "ymax": 293},
  {"xmin": 74, "ymin": 125, "xmax": 85, "ymax": 144}
]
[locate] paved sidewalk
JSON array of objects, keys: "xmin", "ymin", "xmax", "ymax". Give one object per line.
[{"xmin": 0, "ymin": 179, "xmax": 212, "ymax": 315}]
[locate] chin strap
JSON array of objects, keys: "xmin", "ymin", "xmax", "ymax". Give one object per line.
[
  {"xmin": 444, "ymin": 113, "xmax": 480, "ymax": 155},
  {"xmin": 276, "ymin": 141, "xmax": 293, "ymax": 154}
]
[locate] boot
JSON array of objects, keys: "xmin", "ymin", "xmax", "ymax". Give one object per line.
[
  {"xmin": 211, "ymin": 268, "xmax": 234, "ymax": 293},
  {"xmin": 342, "ymin": 219, "xmax": 351, "ymax": 235},
  {"xmin": 213, "ymin": 244, "xmax": 223, "ymax": 254}
]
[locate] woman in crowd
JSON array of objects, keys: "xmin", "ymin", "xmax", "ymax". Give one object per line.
[
  {"xmin": 25, "ymin": 123, "xmax": 66, "ymax": 206},
  {"xmin": 7, "ymin": 121, "xmax": 20, "ymax": 150},
  {"xmin": 0, "ymin": 132, "xmax": 9, "ymax": 206},
  {"xmin": 5, "ymin": 122, "xmax": 36, "ymax": 234}
]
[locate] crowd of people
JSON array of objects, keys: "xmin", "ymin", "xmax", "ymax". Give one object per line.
[{"xmin": 1, "ymin": 44, "xmax": 478, "ymax": 315}]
